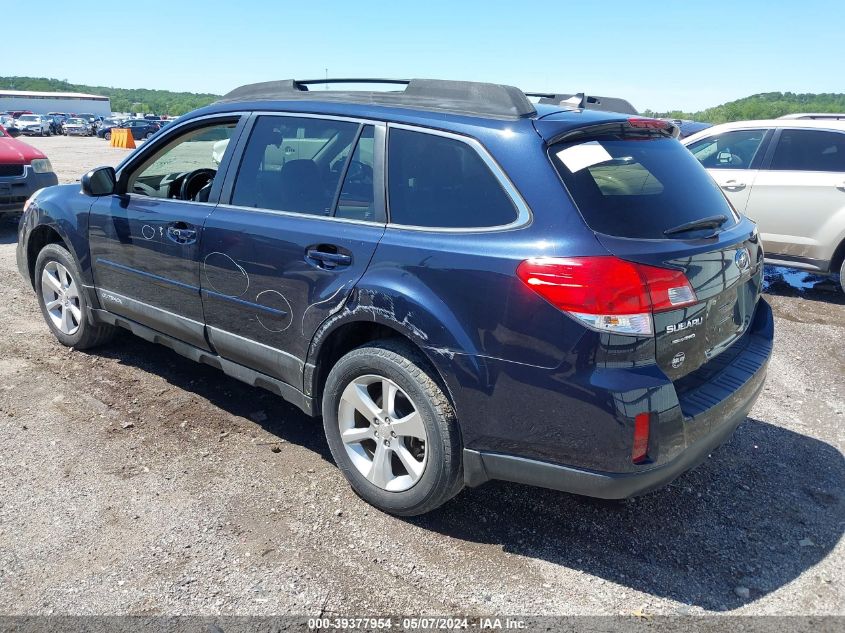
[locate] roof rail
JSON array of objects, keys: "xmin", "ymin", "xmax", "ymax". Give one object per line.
[
  {"xmin": 778, "ymin": 112, "xmax": 845, "ymax": 120},
  {"xmin": 527, "ymin": 92, "xmax": 639, "ymax": 116},
  {"xmin": 218, "ymin": 78, "xmax": 537, "ymax": 119}
]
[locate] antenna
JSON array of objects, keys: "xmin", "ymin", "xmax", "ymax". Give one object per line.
[{"xmin": 325, "ymin": 68, "xmax": 328, "ymax": 90}]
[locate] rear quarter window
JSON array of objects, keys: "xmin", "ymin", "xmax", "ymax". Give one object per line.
[
  {"xmin": 550, "ymin": 134, "xmax": 737, "ymax": 239},
  {"xmin": 387, "ymin": 128, "xmax": 518, "ymax": 228}
]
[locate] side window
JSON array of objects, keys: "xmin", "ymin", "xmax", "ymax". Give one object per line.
[
  {"xmin": 687, "ymin": 129, "xmax": 767, "ymax": 169},
  {"xmin": 335, "ymin": 126, "xmax": 376, "ymax": 221},
  {"xmin": 387, "ymin": 128, "xmax": 518, "ymax": 228},
  {"xmin": 126, "ymin": 120, "xmax": 238, "ymax": 199},
  {"xmin": 770, "ymin": 129, "xmax": 845, "ymax": 172},
  {"xmin": 230, "ymin": 116, "xmax": 359, "ymax": 216}
]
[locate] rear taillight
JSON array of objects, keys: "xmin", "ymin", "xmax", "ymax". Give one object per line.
[{"xmin": 516, "ymin": 256, "xmax": 697, "ymax": 336}]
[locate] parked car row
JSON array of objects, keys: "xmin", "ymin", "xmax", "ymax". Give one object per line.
[{"xmin": 0, "ymin": 111, "xmax": 172, "ymax": 139}]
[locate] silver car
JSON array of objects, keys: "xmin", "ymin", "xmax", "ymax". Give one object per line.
[
  {"xmin": 684, "ymin": 118, "xmax": 845, "ymax": 289},
  {"xmin": 15, "ymin": 114, "xmax": 52, "ymax": 136},
  {"xmin": 63, "ymin": 117, "xmax": 93, "ymax": 137}
]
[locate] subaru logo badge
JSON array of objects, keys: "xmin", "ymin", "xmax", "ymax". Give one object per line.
[{"xmin": 735, "ymin": 248, "xmax": 750, "ymax": 271}]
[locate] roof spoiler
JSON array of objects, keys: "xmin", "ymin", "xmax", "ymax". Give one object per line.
[{"xmin": 525, "ymin": 92, "xmax": 639, "ymax": 116}]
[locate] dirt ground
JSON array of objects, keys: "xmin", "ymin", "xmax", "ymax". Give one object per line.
[{"xmin": 0, "ymin": 135, "xmax": 842, "ymax": 617}]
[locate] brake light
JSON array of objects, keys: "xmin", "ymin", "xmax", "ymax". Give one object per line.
[
  {"xmin": 516, "ymin": 256, "xmax": 697, "ymax": 336},
  {"xmin": 627, "ymin": 118, "xmax": 670, "ymax": 129},
  {"xmin": 632, "ymin": 412, "xmax": 650, "ymax": 464}
]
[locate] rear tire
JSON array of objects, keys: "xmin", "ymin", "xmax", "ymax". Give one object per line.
[
  {"xmin": 34, "ymin": 243, "xmax": 116, "ymax": 350},
  {"xmin": 322, "ymin": 340, "xmax": 463, "ymax": 516},
  {"xmin": 104, "ymin": 131, "xmax": 111, "ymax": 141}
]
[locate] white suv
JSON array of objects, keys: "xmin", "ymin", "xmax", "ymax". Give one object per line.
[{"xmin": 684, "ymin": 119, "xmax": 845, "ymax": 287}]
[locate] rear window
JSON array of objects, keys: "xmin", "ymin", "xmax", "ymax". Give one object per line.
[{"xmin": 550, "ymin": 132, "xmax": 737, "ymax": 239}]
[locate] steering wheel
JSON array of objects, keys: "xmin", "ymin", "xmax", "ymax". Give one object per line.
[
  {"xmin": 345, "ymin": 160, "xmax": 373, "ymax": 184},
  {"xmin": 179, "ymin": 168, "xmax": 217, "ymax": 201}
]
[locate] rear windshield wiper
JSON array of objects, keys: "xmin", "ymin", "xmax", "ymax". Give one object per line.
[{"xmin": 663, "ymin": 214, "xmax": 728, "ymax": 237}]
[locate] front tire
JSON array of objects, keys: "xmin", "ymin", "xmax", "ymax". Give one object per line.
[
  {"xmin": 104, "ymin": 131, "xmax": 111, "ymax": 141},
  {"xmin": 322, "ymin": 340, "xmax": 463, "ymax": 516},
  {"xmin": 840, "ymin": 258, "xmax": 845, "ymax": 293},
  {"xmin": 34, "ymin": 243, "xmax": 116, "ymax": 349}
]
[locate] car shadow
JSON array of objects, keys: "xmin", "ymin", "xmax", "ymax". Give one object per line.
[
  {"xmin": 763, "ymin": 265, "xmax": 844, "ymax": 304},
  {"xmin": 90, "ymin": 336, "xmax": 843, "ymax": 612},
  {"xmin": 0, "ymin": 217, "xmax": 20, "ymax": 244},
  {"xmin": 92, "ymin": 334, "xmax": 333, "ymax": 461},
  {"xmin": 412, "ymin": 417, "xmax": 844, "ymax": 611}
]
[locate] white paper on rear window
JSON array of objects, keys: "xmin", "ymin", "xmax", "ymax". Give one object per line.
[{"xmin": 555, "ymin": 141, "xmax": 613, "ymax": 174}]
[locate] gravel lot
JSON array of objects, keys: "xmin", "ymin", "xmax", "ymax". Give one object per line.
[{"xmin": 0, "ymin": 135, "xmax": 843, "ymax": 617}]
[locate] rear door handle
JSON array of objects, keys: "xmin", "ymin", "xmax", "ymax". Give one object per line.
[
  {"xmin": 721, "ymin": 180, "xmax": 746, "ymax": 191},
  {"xmin": 166, "ymin": 222, "xmax": 197, "ymax": 245},
  {"xmin": 306, "ymin": 247, "xmax": 352, "ymax": 268}
]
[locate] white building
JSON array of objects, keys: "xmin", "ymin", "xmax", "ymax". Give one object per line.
[{"xmin": 0, "ymin": 90, "xmax": 111, "ymax": 116}]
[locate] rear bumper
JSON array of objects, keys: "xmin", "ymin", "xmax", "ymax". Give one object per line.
[
  {"xmin": 0, "ymin": 166, "xmax": 58, "ymax": 214},
  {"xmin": 464, "ymin": 299, "xmax": 773, "ymax": 498}
]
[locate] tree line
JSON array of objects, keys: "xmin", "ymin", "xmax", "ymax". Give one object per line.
[
  {"xmin": 3, "ymin": 77, "xmax": 844, "ymax": 122},
  {"xmin": 0, "ymin": 76, "xmax": 218, "ymax": 116},
  {"xmin": 642, "ymin": 92, "xmax": 845, "ymax": 123}
]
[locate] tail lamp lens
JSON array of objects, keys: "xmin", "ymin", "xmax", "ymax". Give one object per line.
[{"xmin": 516, "ymin": 256, "xmax": 696, "ymax": 336}]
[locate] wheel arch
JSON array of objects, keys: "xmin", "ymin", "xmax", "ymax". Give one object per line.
[
  {"xmin": 305, "ymin": 316, "xmax": 463, "ymax": 417},
  {"xmin": 830, "ymin": 233, "xmax": 845, "ymax": 277},
  {"xmin": 26, "ymin": 224, "xmax": 69, "ymax": 288}
]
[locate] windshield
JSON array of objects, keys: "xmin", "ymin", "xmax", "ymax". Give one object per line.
[
  {"xmin": 67, "ymin": 118, "xmax": 85, "ymax": 124},
  {"xmin": 549, "ymin": 133, "xmax": 738, "ymax": 239},
  {"xmin": 18, "ymin": 115, "xmax": 39, "ymax": 122}
]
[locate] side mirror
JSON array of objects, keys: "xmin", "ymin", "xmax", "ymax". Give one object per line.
[
  {"xmin": 6, "ymin": 126, "xmax": 21, "ymax": 138},
  {"xmin": 81, "ymin": 166, "xmax": 117, "ymax": 196}
]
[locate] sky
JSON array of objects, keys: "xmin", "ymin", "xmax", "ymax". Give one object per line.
[{"xmin": 2, "ymin": 0, "xmax": 843, "ymax": 113}]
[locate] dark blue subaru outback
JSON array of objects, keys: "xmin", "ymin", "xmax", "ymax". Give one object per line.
[{"xmin": 16, "ymin": 79, "xmax": 773, "ymax": 515}]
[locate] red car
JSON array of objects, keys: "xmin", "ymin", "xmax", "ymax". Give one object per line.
[{"xmin": 0, "ymin": 125, "xmax": 58, "ymax": 216}]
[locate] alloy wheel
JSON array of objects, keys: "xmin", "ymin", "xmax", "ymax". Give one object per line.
[
  {"xmin": 338, "ymin": 374, "xmax": 428, "ymax": 492},
  {"xmin": 41, "ymin": 261, "xmax": 81, "ymax": 335}
]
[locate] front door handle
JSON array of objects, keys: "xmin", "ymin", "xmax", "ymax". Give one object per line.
[
  {"xmin": 166, "ymin": 222, "xmax": 197, "ymax": 245},
  {"xmin": 306, "ymin": 247, "xmax": 352, "ymax": 269},
  {"xmin": 721, "ymin": 180, "xmax": 746, "ymax": 191}
]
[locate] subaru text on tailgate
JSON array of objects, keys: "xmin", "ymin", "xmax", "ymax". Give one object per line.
[{"xmin": 16, "ymin": 79, "xmax": 773, "ymax": 515}]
